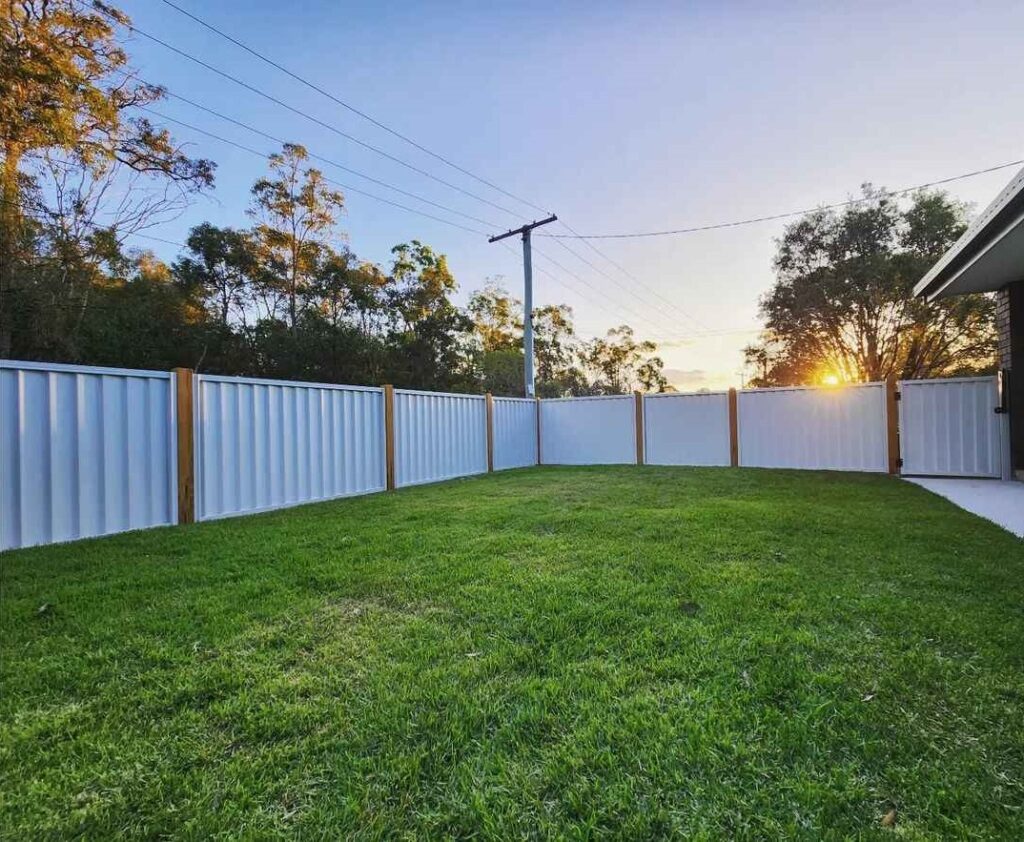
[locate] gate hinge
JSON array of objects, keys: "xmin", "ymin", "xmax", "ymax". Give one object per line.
[
  {"xmin": 897, "ymin": 458, "xmax": 903, "ymax": 467},
  {"xmin": 894, "ymin": 391, "xmax": 901, "ymax": 401}
]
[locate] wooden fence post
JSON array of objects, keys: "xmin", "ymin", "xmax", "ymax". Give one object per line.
[
  {"xmin": 383, "ymin": 384, "xmax": 396, "ymax": 490},
  {"xmin": 728, "ymin": 387, "xmax": 739, "ymax": 467},
  {"xmin": 535, "ymin": 396, "xmax": 542, "ymax": 465},
  {"xmin": 172, "ymin": 368, "xmax": 195, "ymax": 524},
  {"xmin": 885, "ymin": 375, "xmax": 900, "ymax": 475},
  {"xmin": 634, "ymin": 391, "xmax": 645, "ymax": 465},
  {"xmin": 485, "ymin": 392, "xmax": 495, "ymax": 472}
]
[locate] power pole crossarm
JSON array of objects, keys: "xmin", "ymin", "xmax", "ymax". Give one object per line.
[
  {"xmin": 487, "ymin": 214, "xmax": 558, "ymax": 245},
  {"xmin": 488, "ymin": 214, "xmax": 558, "ymax": 397}
]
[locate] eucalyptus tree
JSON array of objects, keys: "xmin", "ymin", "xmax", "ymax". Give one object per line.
[
  {"xmin": 0, "ymin": 0, "xmax": 213, "ymax": 356},
  {"xmin": 248, "ymin": 143, "xmax": 345, "ymax": 331}
]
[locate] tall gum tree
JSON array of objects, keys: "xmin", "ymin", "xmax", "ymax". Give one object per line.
[
  {"xmin": 0, "ymin": 0, "xmax": 213, "ymax": 355},
  {"xmin": 248, "ymin": 143, "xmax": 345, "ymax": 331}
]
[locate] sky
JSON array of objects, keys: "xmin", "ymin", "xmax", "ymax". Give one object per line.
[{"xmin": 116, "ymin": 0, "xmax": 1024, "ymax": 389}]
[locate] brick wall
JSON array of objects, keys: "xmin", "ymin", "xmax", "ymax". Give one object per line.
[{"xmin": 996, "ymin": 287, "xmax": 1013, "ymax": 369}]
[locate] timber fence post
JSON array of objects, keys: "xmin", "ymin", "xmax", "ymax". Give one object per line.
[{"xmin": 172, "ymin": 368, "xmax": 195, "ymax": 524}]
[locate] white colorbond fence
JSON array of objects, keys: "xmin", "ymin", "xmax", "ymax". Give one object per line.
[
  {"xmin": 492, "ymin": 397, "xmax": 538, "ymax": 470},
  {"xmin": 195, "ymin": 375, "xmax": 385, "ymax": 521},
  {"xmin": 394, "ymin": 389, "xmax": 487, "ymax": 487},
  {"xmin": 899, "ymin": 376, "xmax": 1004, "ymax": 478},
  {"xmin": 643, "ymin": 391, "xmax": 731, "ymax": 466},
  {"xmin": 1, "ymin": 361, "xmax": 177, "ymax": 551},
  {"xmin": 2, "ymin": 357, "xmax": 1010, "ymax": 553},
  {"xmin": 737, "ymin": 383, "xmax": 889, "ymax": 472},
  {"xmin": 540, "ymin": 396, "xmax": 637, "ymax": 465}
]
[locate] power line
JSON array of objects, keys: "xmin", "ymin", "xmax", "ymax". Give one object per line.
[
  {"xmin": 529, "ymin": 245, "xmax": 680, "ymax": 340},
  {"xmin": 546, "ymin": 234, "xmax": 705, "ymax": 335},
  {"xmin": 139, "ymin": 79, "xmax": 502, "ymax": 229},
  {"xmin": 3, "ymin": 198, "xmax": 757, "ymax": 344},
  {"xmin": 114, "ymin": 7, "xmax": 731, "ymax": 332},
  {"xmin": 140, "ymin": 107, "xmax": 491, "ymax": 236},
  {"xmin": 136, "ymin": 108, "xmax": 699, "ymax": 337},
  {"xmin": 159, "ymin": 0, "xmax": 551, "ymax": 217},
  {"xmin": 149, "ymin": 83, "xmax": 699, "ymax": 336},
  {"xmin": 555, "ymin": 219, "xmax": 710, "ymax": 331},
  {"xmin": 142, "ymin": 2, "xmax": 721, "ymax": 331},
  {"xmin": 1, "ymin": 196, "xmax": 188, "ymax": 248},
  {"xmin": 493, "ymin": 241, "xmax": 606, "ymax": 335},
  {"xmin": 100, "ymin": 8, "xmax": 524, "ymax": 219},
  {"xmin": 540, "ymin": 159, "xmax": 1024, "ymax": 239},
  {"xmin": 126, "ymin": 4, "xmax": 1016, "ymax": 338},
  {"xmin": 113, "ymin": 4, "xmax": 1024, "ymax": 334}
]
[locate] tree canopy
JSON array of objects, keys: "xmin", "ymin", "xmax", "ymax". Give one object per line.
[
  {"xmin": 0, "ymin": 0, "xmax": 668, "ymax": 396},
  {"xmin": 743, "ymin": 187, "xmax": 996, "ymax": 386}
]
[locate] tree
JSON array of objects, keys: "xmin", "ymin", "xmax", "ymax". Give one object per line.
[
  {"xmin": 467, "ymin": 281, "xmax": 528, "ymax": 395},
  {"xmin": 744, "ymin": 187, "xmax": 996, "ymax": 386},
  {"xmin": 1, "ymin": 0, "xmax": 213, "ymax": 357},
  {"xmin": 468, "ymin": 280, "xmax": 521, "ymax": 352},
  {"xmin": 581, "ymin": 325, "xmax": 668, "ymax": 394},
  {"xmin": 174, "ymin": 224, "xmax": 254, "ymax": 327},
  {"xmin": 249, "ymin": 144, "xmax": 344, "ymax": 330},
  {"xmin": 385, "ymin": 241, "xmax": 474, "ymax": 390},
  {"xmin": 533, "ymin": 304, "xmax": 586, "ymax": 397}
]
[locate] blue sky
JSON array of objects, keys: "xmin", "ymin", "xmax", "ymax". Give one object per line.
[{"xmin": 119, "ymin": 0, "xmax": 1024, "ymax": 388}]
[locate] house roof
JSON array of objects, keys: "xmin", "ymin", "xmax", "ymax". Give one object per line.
[{"xmin": 914, "ymin": 165, "xmax": 1024, "ymax": 300}]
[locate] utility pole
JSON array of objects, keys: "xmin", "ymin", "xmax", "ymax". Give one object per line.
[{"xmin": 488, "ymin": 214, "xmax": 557, "ymax": 397}]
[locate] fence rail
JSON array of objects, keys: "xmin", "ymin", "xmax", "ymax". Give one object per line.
[{"xmin": 1, "ymin": 359, "xmax": 1007, "ymax": 551}]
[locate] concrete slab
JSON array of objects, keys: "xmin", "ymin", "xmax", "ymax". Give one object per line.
[{"xmin": 908, "ymin": 478, "xmax": 1024, "ymax": 538}]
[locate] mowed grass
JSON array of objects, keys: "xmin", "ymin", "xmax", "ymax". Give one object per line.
[{"xmin": 2, "ymin": 467, "xmax": 1024, "ymax": 839}]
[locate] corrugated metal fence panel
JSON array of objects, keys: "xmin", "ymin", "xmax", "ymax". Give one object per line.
[
  {"xmin": 196, "ymin": 375, "xmax": 385, "ymax": 520},
  {"xmin": 898, "ymin": 376, "xmax": 1002, "ymax": 477},
  {"xmin": 540, "ymin": 396, "xmax": 636, "ymax": 465},
  {"xmin": 394, "ymin": 389, "xmax": 487, "ymax": 487},
  {"xmin": 738, "ymin": 383, "xmax": 887, "ymax": 472},
  {"xmin": 493, "ymin": 397, "xmax": 537, "ymax": 470},
  {"xmin": 644, "ymin": 392, "xmax": 731, "ymax": 466},
  {"xmin": 1, "ymin": 360, "xmax": 176, "ymax": 551}
]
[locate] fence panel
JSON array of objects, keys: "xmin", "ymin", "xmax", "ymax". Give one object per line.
[
  {"xmin": 540, "ymin": 396, "xmax": 636, "ymax": 465},
  {"xmin": 644, "ymin": 391, "xmax": 731, "ymax": 466},
  {"xmin": 738, "ymin": 383, "xmax": 887, "ymax": 472},
  {"xmin": 195, "ymin": 375, "xmax": 385, "ymax": 521},
  {"xmin": 1, "ymin": 360, "xmax": 176, "ymax": 551},
  {"xmin": 493, "ymin": 397, "xmax": 537, "ymax": 470},
  {"xmin": 898, "ymin": 376, "xmax": 1003, "ymax": 477},
  {"xmin": 394, "ymin": 389, "xmax": 487, "ymax": 487}
]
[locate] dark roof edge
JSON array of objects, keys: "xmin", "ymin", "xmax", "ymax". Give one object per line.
[{"xmin": 914, "ymin": 165, "xmax": 1024, "ymax": 299}]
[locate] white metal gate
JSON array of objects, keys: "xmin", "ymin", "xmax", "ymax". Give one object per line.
[{"xmin": 898, "ymin": 376, "xmax": 1004, "ymax": 478}]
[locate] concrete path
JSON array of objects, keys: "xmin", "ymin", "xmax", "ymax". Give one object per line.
[{"xmin": 908, "ymin": 478, "xmax": 1024, "ymax": 538}]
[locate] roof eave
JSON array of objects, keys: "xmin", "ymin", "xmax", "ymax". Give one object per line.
[{"xmin": 914, "ymin": 165, "xmax": 1024, "ymax": 300}]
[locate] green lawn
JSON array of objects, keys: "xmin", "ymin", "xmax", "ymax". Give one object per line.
[{"xmin": 2, "ymin": 467, "xmax": 1024, "ymax": 839}]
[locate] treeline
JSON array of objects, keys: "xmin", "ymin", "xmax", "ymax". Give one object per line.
[
  {"xmin": 4, "ymin": 145, "xmax": 668, "ymax": 395},
  {"xmin": 1, "ymin": 3, "xmax": 668, "ymax": 396}
]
